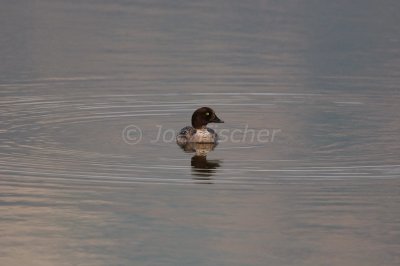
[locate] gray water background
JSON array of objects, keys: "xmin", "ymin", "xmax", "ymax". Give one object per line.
[{"xmin": 1, "ymin": 1, "xmax": 400, "ymax": 265}]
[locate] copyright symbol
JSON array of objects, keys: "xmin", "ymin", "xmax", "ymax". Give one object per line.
[{"xmin": 122, "ymin": 125, "xmax": 142, "ymax": 145}]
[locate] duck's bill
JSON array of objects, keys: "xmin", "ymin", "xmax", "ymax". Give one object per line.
[{"xmin": 211, "ymin": 115, "xmax": 224, "ymax": 123}]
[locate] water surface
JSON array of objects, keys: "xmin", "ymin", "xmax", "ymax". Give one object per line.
[{"xmin": 1, "ymin": 1, "xmax": 400, "ymax": 265}]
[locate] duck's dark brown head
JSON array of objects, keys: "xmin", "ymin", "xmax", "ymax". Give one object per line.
[{"xmin": 191, "ymin": 107, "xmax": 224, "ymax": 129}]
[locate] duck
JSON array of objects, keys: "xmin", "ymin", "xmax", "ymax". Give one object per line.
[{"xmin": 176, "ymin": 107, "xmax": 224, "ymax": 145}]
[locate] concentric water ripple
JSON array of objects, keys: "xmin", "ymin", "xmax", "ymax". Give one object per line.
[{"xmin": 1, "ymin": 87, "xmax": 399, "ymax": 188}]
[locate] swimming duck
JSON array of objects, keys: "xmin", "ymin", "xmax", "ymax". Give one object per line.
[{"xmin": 176, "ymin": 107, "xmax": 224, "ymax": 145}]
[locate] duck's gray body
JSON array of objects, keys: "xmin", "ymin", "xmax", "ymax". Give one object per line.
[{"xmin": 176, "ymin": 126, "xmax": 218, "ymax": 145}]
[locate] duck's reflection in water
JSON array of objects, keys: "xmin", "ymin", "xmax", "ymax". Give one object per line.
[
  {"xmin": 177, "ymin": 143, "xmax": 222, "ymax": 181},
  {"xmin": 191, "ymin": 155, "xmax": 221, "ymax": 180}
]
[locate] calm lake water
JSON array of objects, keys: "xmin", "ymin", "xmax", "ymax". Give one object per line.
[{"xmin": 1, "ymin": 1, "xmax": 400, "ymax": 265}]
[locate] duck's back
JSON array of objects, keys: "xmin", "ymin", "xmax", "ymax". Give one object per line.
[{"xmin": 176, "ymin": 126, "xmax": 196, "ymax": 145}]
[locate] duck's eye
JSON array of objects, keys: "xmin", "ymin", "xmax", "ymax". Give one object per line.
[{"xmin": 205, "ymin": 112, "xmax": 210, "ymax": 116}]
